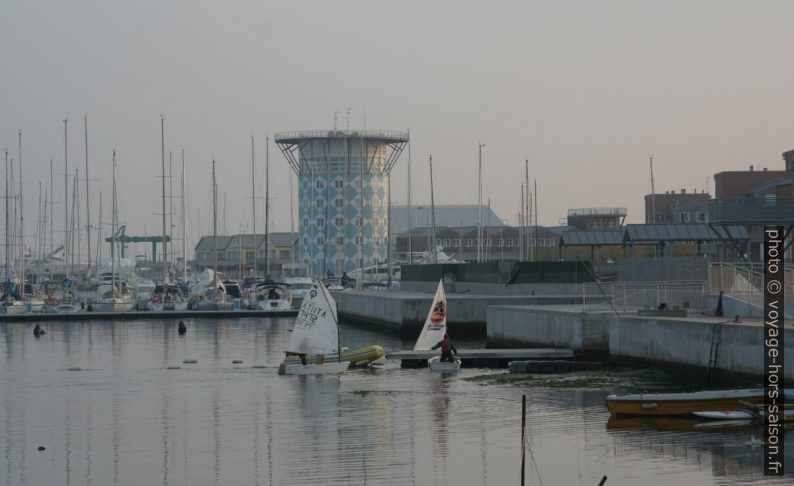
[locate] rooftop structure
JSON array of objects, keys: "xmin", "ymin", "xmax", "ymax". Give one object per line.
[
  {"xmin": 566, "ymin": 207, "xmax": 626, "ymax": 231},
  {"xmin": 276, "ymin": 130, "xmax": 408, "ymax": 276},
  {"xmin": 389, "ymin": 204, "xmax": 505, "ymax": 234}
]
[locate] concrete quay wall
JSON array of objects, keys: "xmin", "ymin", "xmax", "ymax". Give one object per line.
[
  {"xmin": 400, "ymin": 281, "xmax": 583, "ymax": 296},
  {"xmin": 334, "ymin": 291, "xmax": 585, "ymax": 335},
  {"xmin": 486, "ymin": 305, "xmax": 610, "ymax": 352},
  {"xmin": 609, "ymin": 315, "xmax": 794, "ymax": 381}
]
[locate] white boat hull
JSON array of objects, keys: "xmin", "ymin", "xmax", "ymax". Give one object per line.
[
  {"xmin": 283, "ymin": 361, "xmax": 349, "ymax": 375},
  {"xmin": 429, "ymin": 356, "xmax": 461, "ymax": 372},
  {"xmin": 92, "ymin": 301, "xmax": 135, "ymax": 312},
  {"xmin": 46, "ymin": 304, "xmax": 82, "ymax": 314},
  {"xmin": 255, "ymin": 299, "xmax": 292, "ymax": 312},
  {"xmin": 0, "ymin": 303, "xmax": 26, "ymax": 315},
  {"xmin": 147, "ymin": 301, "xmax": 189, "ymax": 312}
]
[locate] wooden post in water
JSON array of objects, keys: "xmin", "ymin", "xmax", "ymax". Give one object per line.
[{"xmin": 521, "ymin": 394, "xmax": 526, "ymax": 486}]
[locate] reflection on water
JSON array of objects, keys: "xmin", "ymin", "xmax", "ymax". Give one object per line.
[{"xmin": 0, "ymin": 318, "xmax": 792, "ymax": 485}]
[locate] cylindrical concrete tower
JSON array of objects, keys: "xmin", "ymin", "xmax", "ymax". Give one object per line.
[{"xmin": 276, "ymin": 130, "xmax": 408, "ymax": 276}]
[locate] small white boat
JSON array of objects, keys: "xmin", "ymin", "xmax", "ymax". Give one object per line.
[
  {"xmin": 413, "ymin": 279, "xmax": 460, "ymax": 372},
  {"xmin": 93, "ymin": 283, "xmax": 135, "ymax": 312},
  {"xmin": 147, "ymin": 284, "xmax": 189, "ymax": 311},
  {"xmin": 279, "ymin": 279, "xmax": 348, "ymax": 376},
  {"xmin": 429, "ymin": 355, "xmax": 462, "ymax": 372},
  {"xmin": 248, "ymin": 283, "xmax": 292, "ymax": 311},
  {"xmin": 282, "ymin": 360, "xmax": 349, "ymax": 375},
  {"xmin": 44, "ymin": 292, "xmax": 82, "ymax": 314}
]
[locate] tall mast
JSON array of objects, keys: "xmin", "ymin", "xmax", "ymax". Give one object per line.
[
  {"xmin": 169, "ymin": 150, "xmax": 174, "ymax": 274},
  {"xmin": 37, "ymin": 183, "xmax": 42, "ymax": 260},
  {"xmin": 4, "ymin": 149, "xmax": 9, "ymax": 290},
  {"xmin": 534, "ymin": 178, "xmax": 538, "ymax": 261},
  {"xmin": 649, "ymin": 155, "xmax": 656, "ymax": 223},
  {"xmin": 112, "ymin": 150, "xmax": 117, "ymax": 293},
  {"xmin": 49, "ymin": 158, "xmax": 53, "ymax": 255},
  {"xmin": 84, "ymin": 115, "xmax": 91, "ymax": 272},
  {"xmin": 251, "ymin": 136, "xmax": 256, "ymax": 275},
  {"xmin": 265, "ymin": 135, "xmax": 270, "ymax": 276},
  {"xmin": 71, "ymin": 170, "xmax": 78, "ymax": 274},
  {"xmin": 96, "ymin": 192, "xmax": 102, "ymax": 276},
  {"xmin": 212, "ymin": 158, "xmax": 218, "ymax": 285},
  {"xmin": 477, "ymin": 142, "xmax": 485, "ymax": 263},
  {"xmin": 429, "ymin": 154, "xmax": 436, "ymax": 264},
  {"xmin": 387, "ymin": 170, "xmax": 391, "ymax": 282},
  {"xmin": 160, "ymin": 116, "xmax": 167, "ymax": 281},
  {"xmin": 407, "ymin": 129, "xmax": 412, "ymax": 263},
  {"xmin": 63, "ymin": 118, "xmax": 69, "ymax": 277},
  {"xmin": 289, "ymin": 171, "xmax": 295, "ymax": 267},
  {"xmin": 181, "ymin": 149, "xmax": 187, "ymax": 282},
  {"xmin": 520, "ymin": 183, "xmax": 525, "ymax": 260},
  {"xmin": 525, "ymin": 159, "xmax": 530, "ymax": 261},
  {"xmin": 18, "ymin": 130, "xmax": 24, "ymax": 298}
]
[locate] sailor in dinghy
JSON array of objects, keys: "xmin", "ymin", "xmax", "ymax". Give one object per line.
[
  {"xmin": 278, "ymin": 279, "xmax": 349, "ymax": 376},
  {"xmin": 414, "ymin": 279, "xmax": 461, "ymax": 371}
]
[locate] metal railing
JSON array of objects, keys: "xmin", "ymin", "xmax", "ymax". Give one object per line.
[
  {"xmin": 708, "ymin": 262, "xmax": 794, "ymax": 307},
  {"xmin": 582, "ymin": 280, "xmax": 707, "ymax": 313},
  {"xmin": 275, "ymin": 130, "xmax": 410, "ymax": 142}
]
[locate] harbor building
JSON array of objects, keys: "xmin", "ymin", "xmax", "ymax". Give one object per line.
[
  {"xmin": 276, "ymin": 130, "xmax": 408, "ymax": 275},
  {"xmin": 644, "ymin": 190, "xmax": 710, "ymax": 224}
]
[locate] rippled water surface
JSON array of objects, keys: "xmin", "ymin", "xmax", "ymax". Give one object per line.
[{"xmin": 1, "ymin": 318, "xmax": 792, "ymax": 485}]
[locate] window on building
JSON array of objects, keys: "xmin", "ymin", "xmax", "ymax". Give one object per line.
[
  {"xmin": 303, "ymin": 237, "xmax": 308, "ymax": 246},
  {"xmin": 655, "ymin": 213, "xmax": 665, "ymax": 223},
  {"xmin": 316, "ymin": 237, "xmax": 324, "ymax": 246},
  {"xmin": 334, "ymin": 179, "xmax": 344, "ymax": 189},
  {"xmin": 316, "ymin": 217, "xmax": 325, "ymax": 227},
  {"xmin": 679, "ymin": 212, "xmax": 690, "ymax": 223},
  {"xmin": 334, "ymin": 198, "xmax": 344, "ymax": 208},
  {"xmin": 303, "ymin": 218, "xmax": 309, "ymax": 227},
  {"xmin": 453, "ymin": 239, "xmax": 460, "ymax": 247},
  {"xmin": 697, "ymin": 211, "xmax": 706, "ymax": 222},
  {"xmin": 336, "ymin": 236, "xmax": 344, "ymax": 245},
  {"xmin": 316, "ymin": 199, "xmax": 325, "ymax": 208},
  {"xmin": 356, "ymin": 217, "xmax": 362, "ymax": 227},
  {"xmin": 334, "ymin": 217, "xmax": 344, "ymax": 227},
  {"xmin": 315, "ymin": 180, "xmax": 324, "ymax": 189},
  {"xmin": 302, "ymin": 181, "xmax": 309, "ymax": 189},
  {"xmin": 279, "ymin": 250, "xmax": 290, "ymax": 258},
  {"xmin": 465, "ymin": 239, "xmax": 474, "ymax": 247}
]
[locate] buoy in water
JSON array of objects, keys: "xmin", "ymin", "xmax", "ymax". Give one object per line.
[
  {"xmin": 33, "ymin": 323, "xmax": 46, "ymax": 336},
  {"xmin": 167, "ymin": 366, "xmax": 181, "ymax": 370},
  {"xmin": 183, "ymin": 359, "xmax": 197, "ymax": 364},
  {"xmin": 178, "ymin": 321, "xmax": 187, "ymax": 335},
  {"xmin": 232, "ymin": 360, "xmax": 243, "ymax": 364},
  {"xmin": 38, "ymin": 446, "xmax": 45, "ymax": 451},
  {"xmin": 252, "ymin": 365, "xmax": 266, "ymax": 369}
]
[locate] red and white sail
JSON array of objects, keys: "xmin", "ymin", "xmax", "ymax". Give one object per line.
[{"xmin": 413, "ymin": 279, "xmax": 447, "ymax": 351}]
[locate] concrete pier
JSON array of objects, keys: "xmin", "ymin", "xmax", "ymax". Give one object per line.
[
  {"xmin": 609, "ymin": 314, "xmax": 794, "ymax": 381},
  {"xmin": 334, "ymin": 290, "xmax": 586, "ymax": 335},
  {"xmin": 487, "ymin": 305, "xmax": 610, "ymax": 352},
  {"xmin": 0, "ymin": 309, "xmax": 298, "ymax": 323}
]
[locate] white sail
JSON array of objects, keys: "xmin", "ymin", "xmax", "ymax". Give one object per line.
[
  {"xmin": 413, "ymin": 279, "xmax": 447, "ymax": 351},
  {"xmin": 287, "ymin": 279, "xmax": 339, "ymax": 356}
]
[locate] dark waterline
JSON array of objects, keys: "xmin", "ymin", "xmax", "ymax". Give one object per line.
[{"xmin": 1, "ymin": 318, "xmax": 791, "ymax": 485}]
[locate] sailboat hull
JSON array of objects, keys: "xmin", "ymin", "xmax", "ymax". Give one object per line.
[
  {"xmin": 429, "ymin": 356, "xmax": 461, "ymax": 372},
  {"xmin": 282, "ymin": 361, "xmax": 350, "ymax": 375}
]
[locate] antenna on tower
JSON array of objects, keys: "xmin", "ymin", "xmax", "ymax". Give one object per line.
[
  {"xmin": 346, "ymin": 107, "xmax": 352, "ymax": 131},
  {"xmin": 333, "ymin": 111, "xmax": 339, "ymax": 131}
]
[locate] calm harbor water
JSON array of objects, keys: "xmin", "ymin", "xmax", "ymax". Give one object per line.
[{"xmin": 1, "ymin": 317, "xmax": 791, "ymax": 485}]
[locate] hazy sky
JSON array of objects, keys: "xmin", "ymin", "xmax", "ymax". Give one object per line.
[{"xmin": 2, "ymin": 0, "xmax": 793, "ymax": 257}]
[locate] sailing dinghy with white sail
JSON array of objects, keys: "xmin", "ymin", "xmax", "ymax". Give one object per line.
[
  {"xmin": 414, "ymin": 279, "xmax": 461, "ymax": 371},
  {"xmin": 278, "ymin": 279, "xmax": 349, "ymax": 376}
]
